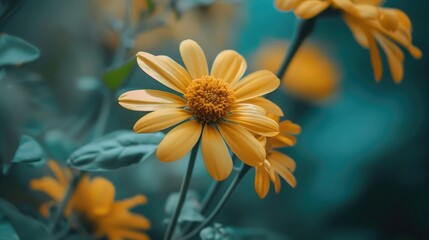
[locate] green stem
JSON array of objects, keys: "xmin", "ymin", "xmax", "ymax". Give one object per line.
[
  {"xmin": 49, "ymin": 171, "xmax": 84, "ymax": 233},
  {"xmin": 179, "ymin": 164, "xmax": 251, "ymax": 240},
  {"xmin": 277, "ymin": 18, "xmax": 316, "ymax": 79},
  {"xmin": 164, "ymin": 139, "xmax": 201, "ymax": 240},
  {"xmin": 267, "ymin": 18, "xmax": 317, "ymax": 100},
  {"xmin": 182, "ymin": 180, "xmax": 223, "ymax": 234},
  {"xmin": 113, "ymin": 0, "xmax": 133, "ymax": 66}
]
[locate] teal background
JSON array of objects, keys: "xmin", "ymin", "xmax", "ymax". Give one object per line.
[{"xmin": 1, "ymin": 0, "xmax": 428, "ymax": 239}]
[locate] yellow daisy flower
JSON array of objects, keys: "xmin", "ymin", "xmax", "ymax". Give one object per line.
[
  {"xmin": 31, "ymin": 160, "xmax": 151, "ymax": 240},
  {"xmin": 254, "ymin": 116, "xmax": 301, "ymax": 199},
  {"xmin": 253, "ymin": 41, "xmax": 339, "ymax": 102},
  {"xmin": 275, "ymin": 0, "xmax": 422, "ymax": 82},
  {"xmin": 119, "ymin": 39, "xmax": 282, "ymax": 181}
]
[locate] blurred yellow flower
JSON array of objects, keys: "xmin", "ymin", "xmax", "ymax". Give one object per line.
[
  {"xmin": 31, "ymin": 160, "xmax": 150, "ymax": 240},
  {"xmin": 253, "ymin": 41, "xmax": 339, "ymax": 102},
  {"xmin": 275, "ymin": 0, "xmax": 422, "ymax": 82},
  {"xmin": 254, "ymin": 116, "xmax": 301, "ymax": 199},
  {"xmin": 119, "ymin": 39, "xmax": 283, "ymax": 181}
]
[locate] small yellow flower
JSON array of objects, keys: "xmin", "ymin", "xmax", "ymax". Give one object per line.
[
  {"xmin": 31, "ymin": 160, "xmax": 151, "ymax": 240},
  {"xmin": 119, "ymin": 39, "xmax": 283, "ymax": 181},
  {"xmin": 254, "ymin": 116, "xmax": 301, "ymax": 199},
  {"xmin": 275, "ymin": 0, "xmax": 422, "ymax": 82},
  {"xmin": 253, "ymin": 41, "xmax": 339, "ymax": 102}
]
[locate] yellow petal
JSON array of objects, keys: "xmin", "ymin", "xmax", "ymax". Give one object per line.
[
  {"xmin": 344, "ymin": 16, "xmax": 369, "ymax": 48},
  {"xmin": 180, "ymin": 39, "xmax": 209, "ymax": 79},
  {"xmin": 116, "ymin": 195, "xmax": 148, "ymax": 211},
  {"xmin": 353, "ymin": 5, "xmax": 379, "ymax": 19},
  {"xmin": 88, "ymin": 177, "xmax": 115, "ymax": 216},
  {"xmin": 201, "ymin": 124, "xmax": 233, "ymax": 181},
  {"xmin": 224, "ymin": 112, "xmax": 279, "ymax": 137},
  {"xmin": 217, "ymin": 122, "xmax": 264, "ymax": 167},
  {"xmin": 255, "ymin": 166, "xmax": 270, "ymax": 199},
  {"xmin": 232, "ymin": 70, "xmax": 280, "ymax": 102},
  {"xmin": 158, "ymin": 55, "xmax": 192, "ymax": 86},
  {"xmin": 275, "ymin": 0, "xmax": 301, "ymax": 11},
  {"xmin": 272, "ymin": 172, "xmax": 282, "ymax": 193},
  {"xmin": 133, "ymin": 108, "xmax": 192, "ymax": 133},
  {"xmin": 156, "ymin": 120, "xmax": 202, "ymax": 162},
  {"xmin": 30, "ymin": 177, "xmax": 66, "ymax": 201},
  {"xmin": 233, "ymin": 103, "xmax": 267, "ymax": 115},
  {"xmin": 271, "ymin": 134, "xmax": 297, "ymax": 147},
  {"xmin": 271, "ymin": 160, "xmax": 297, "ymax": 188},
  {"xmin": 39, "ymin": 201, "xmax": 55, "ymax": 217},
  {"xmin": 136, "ymin": 52, "xmax": 191, "ymax": 93},
  {"xmin": 98, "ymin": 211, "xmax": 151, "ymax": 230},
  {"xmin": 378, "ymin": 9, "xmax": 399, "ymax": 32},
  {"xmin": 269, "ymin": 150, "xmax": 296, "ymax": 172},
  {"xmin": 211, "ymin": 50, "xmax": 247, "ymax": 84},
  {"xmin": 118, "ymin": 90, "xmax": 186, "ymax": 111},
  {"xmin": 47, "ymin": 160, "xmax": 68, "ymax": 187},
  {"xmin": 295, "ymin": 0, "xmax": 330, "ymax": 19},
  {"xmin": 376, "ymin": 34, "xmax": 404, "ymax": 83},
  {"xmin": 244, "ymin": 97, "xmax": 284, "ymax": 117},
  {"xmin": 279, "ymin": 120, "xmax": 301, "ymax": 135},
  {"xmin": 365, "ymin": 30, "xmax": 383, "ymax": 81}
]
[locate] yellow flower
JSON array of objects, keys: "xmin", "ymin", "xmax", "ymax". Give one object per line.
[
  {"xmin": 253, "ymin": 41, "xmax": 339, "ymax": 102},
  {"xmin": 254, "ymin": 116, "xmax": 301, "ymax": 199},
  {"xmin": 119, "ymin": 39, "xmax": 283, "ymax": 181},
  {"xmin": 31, "ymin": 160, "xmax": 151, "ymax": 240},
  {"xmin": 275, "ymin": 0, "xmax": 422, "ymax": 82}
]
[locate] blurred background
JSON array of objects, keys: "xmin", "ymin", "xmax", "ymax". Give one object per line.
[{"xmin": 1, "ymin": 0, "xmax": 428, "ymax": 239}]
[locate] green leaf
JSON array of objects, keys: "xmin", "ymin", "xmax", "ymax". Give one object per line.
[
  {"xmin": 0, "ymin": 34, "xmax": 40, "ymax": 67},
  {"xmin": 165, "ymin": 190, "xmax": 205, "ymax": 224},
  {"xmin": 200, "ymin": 224, "xmax": 288, "ymax": 240},
  {"xmin": 12, "ymin": 135, "xmax": 47, "ymax": 166},
  {"xmin": 2, "ymin": 135, "xmax": 47, "ymax": 174},
  {"xmin": 68, "ymin": 131, "xmax": 165, "ymax": 171},
  {"xmin": 102, "ymin": 57, "xmax": 136, "ymax": 91},
  {"xmin": 200, "ymin": 223, "xmax": 231, "ymax": 240},
  {"xmin": 0, "ymin": 221, "xmax": 19, "ymax": 240},
  {"xmin": 0, "ymin": 198, "xmax": 55, "ymax": 240}
]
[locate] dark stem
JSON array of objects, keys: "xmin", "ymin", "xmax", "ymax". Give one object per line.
[
  {"xmin": 267, "ymin": 18, "xmax": 317, "ymax": 100},
  {"xmin": 179, "ymin": 164, "xmax": 251, "ymax": 240},
  {"xmin": 277, "ymin": 18, "xmax": 316, "ymax": 79},
  {"xmin": 164, "ymin": 139, "xmax": 201, "ymax": 240},
  {"xmin": 49, "ymin": 171, "xmax": 84, "ymax": 233},
  {"xmin": 112, "ymin": 0, "xmax": 133, "ymax": 66}
]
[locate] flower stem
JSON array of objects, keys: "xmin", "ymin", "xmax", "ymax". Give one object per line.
[
  {"xmin": 164, "ymin": 139, "xmax": 201, "ymax": 240},
  {"xmin": 276, "ymin": 18, "xmax": 316, "ymax": 79},
  {"xmin": 49, "ymin": 171, "xmax": 84, "ymax": 233},
  {"xmin": 182, "ymin": 180, "xmax": 223, "ymax": 234},
  {"xmin": 179, "ymin": 164, "xmax": 251, "ymax": 240}
]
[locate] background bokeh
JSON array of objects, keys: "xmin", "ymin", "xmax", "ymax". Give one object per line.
[{"xmin": 1, "ymin": 0, "xmax": 428, "ymax": 239}]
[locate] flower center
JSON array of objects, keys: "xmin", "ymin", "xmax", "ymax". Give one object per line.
[{"xmin": 184, "ymin": 76, "xmax": 235, "ymax": 123}]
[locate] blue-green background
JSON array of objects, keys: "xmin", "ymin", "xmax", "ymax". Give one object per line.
[{"xmin": 1, "ymin": 0, "xmax": 428, "ymax": 239}]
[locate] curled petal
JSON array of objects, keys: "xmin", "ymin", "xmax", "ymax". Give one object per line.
[
  {"xmin": 119, "ymin": 90, "xmax": 186, "ymax": 111},
  {"xmin": 136, "ymin": 52, "xmax": 191, "ymax": 93}
]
